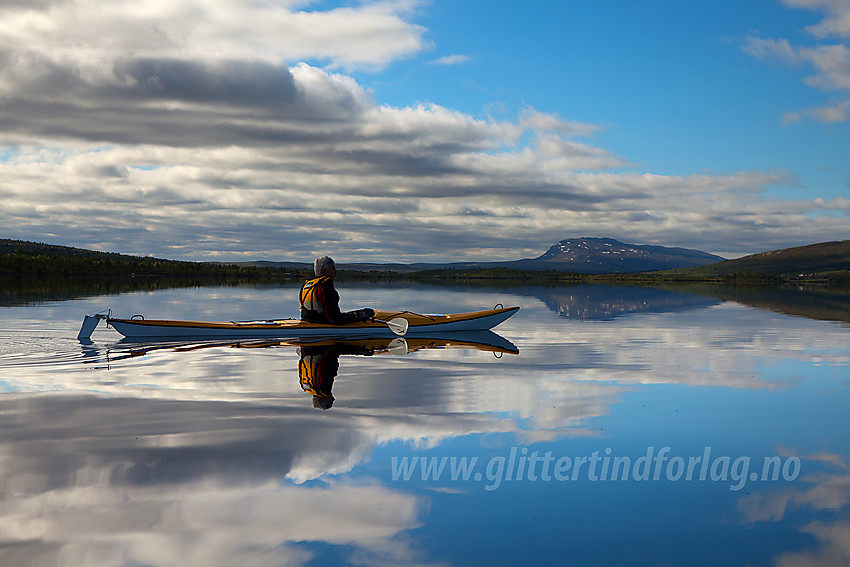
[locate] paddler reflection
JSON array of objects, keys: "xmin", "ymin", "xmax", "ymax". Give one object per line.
[
  {"xmin": 298, "ymin": 342, "xmax": 378, "ymax": 410},
  {"xmin": 296, "ymin": 334, "xmax": 518, "ymax": 410},
  {"xmin": 297, "ymin": 337, "xmax": 410, "ymax": 409}
]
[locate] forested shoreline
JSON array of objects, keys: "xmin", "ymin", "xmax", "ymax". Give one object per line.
[{"xmin": 3, "ymin": 238, "xmax": 848, "ymax": 287}]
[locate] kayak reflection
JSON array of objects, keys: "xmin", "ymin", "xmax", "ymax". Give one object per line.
[{"xmin": 102, "ymin": 331, "xmax": 519, "ymax": 409}]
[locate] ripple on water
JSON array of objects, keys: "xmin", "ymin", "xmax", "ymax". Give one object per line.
[{"xmin": 0, "ymin": 329, "xmax": 114, "ymax": 370}]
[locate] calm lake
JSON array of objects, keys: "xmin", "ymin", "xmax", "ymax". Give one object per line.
[{"xmin": 0, "ymin": 282, "xmax": 848, "ymax": 566}]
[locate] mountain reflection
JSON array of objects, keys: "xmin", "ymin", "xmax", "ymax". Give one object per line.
[
  {"xmin": 525, "ymin": 282, "xmax": 850, "ymax": 324},
  {"xmin": 532, "ymin": 284, "xmax": 718, "ymax": 320}
]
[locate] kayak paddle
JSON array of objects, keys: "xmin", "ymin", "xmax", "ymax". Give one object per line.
[{"xmin": 374, "ymin": 317, "xmax": 409, "ymax": 336}]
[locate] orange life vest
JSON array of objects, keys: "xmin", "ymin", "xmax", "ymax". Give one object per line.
[{"xmin": 299, "ymin": 276, "xmax": 332, "ymax": 318}]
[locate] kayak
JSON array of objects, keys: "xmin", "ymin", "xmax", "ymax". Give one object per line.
[{"xmin": 81, "ymin": 306, "xmax": 519, "ymax": 339}]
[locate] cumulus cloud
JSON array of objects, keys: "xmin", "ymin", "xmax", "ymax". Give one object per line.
[
  {"xmin": 745, "ymin": 2, "xmax": 850, "ymax": 124},
  {"xmin": 0, "ymin": 137, "xmax": 838, "ymax": 261},
  {"xmin": 0, "ymin": 0, "xmax": 427, "ymax": 72},
  {"xmin": 0, "ymin": 0, "xmax": 847, "ymax": 261},
  {"xmin": 784, "ymin": 0, "xmax": 850, "ymax": 38}
]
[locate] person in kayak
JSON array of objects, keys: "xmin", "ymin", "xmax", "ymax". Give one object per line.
[{"xmin": 299, "ymin": 256, "xmax": 375, "ymax": 324}]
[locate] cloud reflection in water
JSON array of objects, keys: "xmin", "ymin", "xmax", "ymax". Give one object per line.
[{"xmin": 0, "ymin": 284, "xmax": 848, "ymax": 565}]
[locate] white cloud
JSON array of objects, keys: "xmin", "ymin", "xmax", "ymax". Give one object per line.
[
  {"xmin": 0, "ymin": 136, "xmax": 840, "ymax": 261},
  {"xmin": 429, "ymin": 54, "xmax": 471, "ymax": 65},
  {"xmin": 743, "ymin": 39, "xmax": 850, "ymax": 93},
  {"xmin": 802, "ymin": 43, "xmax": 850, "ymax": 91},
  {"xmin": 519, "ymin": 109, "xmax": 603, "ymax": 137},
  {"xmin": 0, "ymin": 0, "xmax": 427, "ymax": 73},
  {"xmin": 745, "ymin": 2, "xmax": 850, "ymax": 123},
  {"xmin": 784, "ymin": 98, "xmax": 850, "ymax": 123},
  {"xmin": 784, "ymin": 0, "xmax": 850, "ymax": 38},
  {"xmin": 742, "ymin": 37, "xmax": 803, "ymax": 65}
]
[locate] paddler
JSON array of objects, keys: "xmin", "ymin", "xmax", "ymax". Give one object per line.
[{"xmin": 299, "ymin": 256, "xmax": 375, "ymax": 324}]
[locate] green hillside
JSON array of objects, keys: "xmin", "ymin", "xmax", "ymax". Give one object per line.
[
  {"xmin": 0, "ymin": 239, "xmax": 309, "ymax": 279},
  {"xmin": 664, "ymin": 240, "xmax": 850, "ymax": 281}
]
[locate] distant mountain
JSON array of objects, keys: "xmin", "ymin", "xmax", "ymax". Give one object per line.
[
  {"xmin": 239, "ymin": 237, "xmax": 726, "ymax": 274},
  {"xmin": 13, "ymin": 237, "xmax": 847, "ymax": 279},
  {"xmin": 504, "ymin": 237, "xmax": 725, "ymax": 274},
  {"xmin": 674, "ymin": 240, "xmax": 850, "ymax": 277}
]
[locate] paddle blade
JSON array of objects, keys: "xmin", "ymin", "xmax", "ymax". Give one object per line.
[
  {"xmin": 387, "ymin": 337, "xmax": 409, "ymax": 355},
  {"xmin": 386, "ymin": 317, "xmax": 409, "ymax": 336},
  {"xmin": 77, "ymin": 315, "xmax": 101, "ymax": 340}
]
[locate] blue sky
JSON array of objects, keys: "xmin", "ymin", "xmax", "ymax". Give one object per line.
[
  {"xmin": 382, "ymin": 1, "xmax": 845, "ymax": 191},
  {"xmin": 0, "ymin": 0, "xmax": 848, "ymax": 262}
]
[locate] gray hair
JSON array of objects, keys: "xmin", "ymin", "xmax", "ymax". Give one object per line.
[{"xmin": 314, "ymin": 256, "xmax": 335, "ymax": 276}]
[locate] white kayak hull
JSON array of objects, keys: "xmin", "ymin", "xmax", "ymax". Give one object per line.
[{"xmin": 103, "ymin": 306, "xmax": 519, "ymax": 339}]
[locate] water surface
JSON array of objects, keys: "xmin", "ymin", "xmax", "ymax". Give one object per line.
[{"xmin": 0, "ymin": 283, "xmax": 847, "ymax": 566}]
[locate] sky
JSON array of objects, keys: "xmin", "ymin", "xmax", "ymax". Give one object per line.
[{"xmin": 1, "ymin": 0, "xmax": 849, "ymax": 262}]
